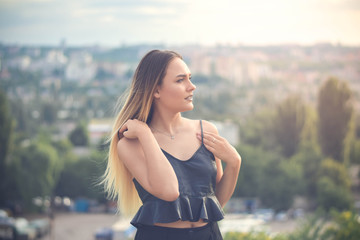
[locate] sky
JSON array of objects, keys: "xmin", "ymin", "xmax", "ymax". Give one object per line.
[{"xmin": 0, "ymin": 0, "xmax": 359, "ymax": 47}]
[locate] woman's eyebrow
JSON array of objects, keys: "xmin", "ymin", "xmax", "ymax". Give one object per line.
[{"xmin": 176, "ymin": 73, "xmax": 191, "ymax": 78}]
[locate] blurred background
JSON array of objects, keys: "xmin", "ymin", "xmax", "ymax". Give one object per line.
[{"xmin": 0, "ymin": 0, "xmax": 359, "ymax": 240}]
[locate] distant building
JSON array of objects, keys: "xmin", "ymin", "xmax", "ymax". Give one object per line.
[
  {"xmin": 88, "ymin": 119, "xmax": 113, "ymax": 145},
  {"xmin": 65, "ymin": 51, "xmax": 97, "ymax": 83}
]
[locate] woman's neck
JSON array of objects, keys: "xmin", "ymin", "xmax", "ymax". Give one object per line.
[{"xmin": 149, "ymin": 111, "xmax": 183, "ymax": 135}]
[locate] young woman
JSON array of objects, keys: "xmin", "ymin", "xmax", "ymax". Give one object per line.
[{"xmin": 103, "ymin": 50, "xmax": 241, "ymax": 240}]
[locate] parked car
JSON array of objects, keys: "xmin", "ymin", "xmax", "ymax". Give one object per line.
[
  {"xmin": 14, "ymin": 218, "xmax": 36, "ymax": 240},
  {"xmin": 254, "ymin": 208, "xmax": 274, "ymax": 222},
  {"xmin": 95, "ymin": 227, "xmax": 113, "ymax": 240},
  {"xmin": 29, "ymin": 219, "xmax": 50, "ymax": 238},
  {"xmin": 0, "ymin": 210, "xmax": 16, "ymax": 240}
]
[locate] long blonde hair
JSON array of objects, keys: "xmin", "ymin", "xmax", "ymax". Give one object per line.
[{"xmin": 103, "ymin": 50, "xmax": 182, "ymax": 215}]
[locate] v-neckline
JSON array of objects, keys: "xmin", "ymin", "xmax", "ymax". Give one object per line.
[{"xmin": 161, "ymin": 144, "xmax": 204, "ymax": 162}]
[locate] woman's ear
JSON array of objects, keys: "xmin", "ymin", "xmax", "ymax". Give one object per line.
[{"xmin": 154, "ymin": 86, "xmax": 161, "ymax": 99}]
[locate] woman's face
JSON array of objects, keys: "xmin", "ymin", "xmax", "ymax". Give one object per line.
[{"xmin": 154, "ymin": 57, "xmax": 196, "ymax": 113}]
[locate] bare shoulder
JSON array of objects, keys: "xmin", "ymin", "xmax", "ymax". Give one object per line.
[
  {"xmin": 182, "ymin": 118, "xmax": 217, "ymax": 132},
  {"xmin": 201, "ymin": 120, "xmax": 219, "ymax": 134},
  {"xmin": 117, "ymin": 137, "xmax": 142, "ymax": 161},
  {"xmin": 182, "ymin": 118, "xmax": 202, "ymax": 131}
]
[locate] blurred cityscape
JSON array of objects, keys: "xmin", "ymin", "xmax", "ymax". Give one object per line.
[
  {"xmin": 1, "ymin": 42, "xmax": 360, "ymax": 239},
  {"xmin": 2, "ymin": 42, "xmax": 360, "ymax": 117}
]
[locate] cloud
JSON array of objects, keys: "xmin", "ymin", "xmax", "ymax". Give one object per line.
[{"xmin": 0, "ymin": 0, "xmax": 359, "ymax": 46}]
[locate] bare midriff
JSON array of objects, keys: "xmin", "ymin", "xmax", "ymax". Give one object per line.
[{"xmin": 154, "ymin": 219, "xmax": 207, "ymax": 228}]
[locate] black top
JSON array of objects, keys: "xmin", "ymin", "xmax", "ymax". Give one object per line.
[{"xmin": 130, "ymin": 120, "xmax": 225, "ymax": 227}]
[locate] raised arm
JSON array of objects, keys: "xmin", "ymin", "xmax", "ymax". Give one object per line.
[
  {"xmin": 118, "ymin": 119, "xmax": 179, "ymax": 202},
  {"xmin": 196, "ymin": 120, "xmax": 241, "ymax": 207}
]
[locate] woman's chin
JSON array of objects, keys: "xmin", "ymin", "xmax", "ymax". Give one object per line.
[{"xmin": 182, "ymin": 104, "xmax": 194, "ymax": 112}]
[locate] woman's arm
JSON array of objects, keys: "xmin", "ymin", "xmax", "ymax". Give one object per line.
[
  {"xmin": 118, "ymin": 119, "xmax": 179, "ymax": 201},
  {"xmin": 197, "ymin": 120, "xmax": 241, "ymax": 207}
]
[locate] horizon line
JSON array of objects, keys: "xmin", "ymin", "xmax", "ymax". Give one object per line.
[{"xmin": 1, "ymin": 41, "xmax": 360, "ymax": 49}]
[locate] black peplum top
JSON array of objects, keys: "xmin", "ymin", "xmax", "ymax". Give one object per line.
[{"xmin": 130, "ymin": 120, "xmax": 225, "ymax": 228}]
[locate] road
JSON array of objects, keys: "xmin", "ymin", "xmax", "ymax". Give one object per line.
[{"xmin": 46, "ymin": 213, "xmax": 121, "ymax": 240}]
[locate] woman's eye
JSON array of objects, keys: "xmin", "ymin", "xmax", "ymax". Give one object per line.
[{"xmin": 176, "ymin": 79, "xmax": 184, "ymax": 83}]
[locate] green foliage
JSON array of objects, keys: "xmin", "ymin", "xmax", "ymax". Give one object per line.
[
  {"xmin": 259, "ymin": 158, "xmax": 303, "ymax": 212},
  {"xmin": 234, "ymin": 85, "xmax": 356, "ymax": 213},
  {"xmin": 350, "ymin": 139, "xmax": 360, "ymax": 164},
  {"xmin": 236, "ymin": 144, "xmax": 304, "ymax": 212},
  {"xmin": 287, "ymin": 209, "xmax": 327, "ymax": 240},
  {"xmin": 316, "ymin": 158, "xmax": 352, "ymax": 211},
  {"xmin": 10, "ymin": 141, "xmax": 62, "ymax": 210},
  {"xmin": 69, "ymin": 122, "xmax": 89, "ymax": 146},
  {"xmin": 224, "ymin": 231, "xmax": 273, "ymax": 240},
  {"xmin": 0, "ymin": 89, "xmax": 13, "ymax": 206},
  {"xmin": 222, "ymin": 210, "xmax": 360, "ymax": 240},
  {"xmin": 9, "ymin": 98, "xmax": 28, "ymax": 133},
  {"xmin": 224, "ymin": 231, "xmax": 289, "ymax": 240},
  {"xmin": 317, "ymin": 77, "xmax": 354, "ymax": 163},
  {"xmin": 234, "ymin": 144, "xmax": 270, "ymax": 197},
  {"xmin": 41, "ymin": 102, "xmax": 58, "ymax": 125},
  {"xmin": 290, "ymin": 142, "xmax": 322, "ymax": 200},
  {"xmin": 240, "ymin": 108, "xmax": 279, "ymax": 152},
  {"xmin": 343, "ymin": 113, "xmax": 356, "ymax": 165},
  {"xmin": 273, "ymin": 95, "xmax": 306, "ymax": 158},
  {"xmin": 298, "ymin": 106, "xmax": 319, "ymax": 150},
  {"xmin": 317, "ymin": 177, "xmax": 352, "ymax": 212},
  {"xmin": 319, "ymin": 158, "xmax": 351, "ymax": 188},
  {"xmin": 55, "ymin": 151, "xmax": 107, "ymax": 201},
  {"xmin": 0, "ymin": 89, "xmax": 12, "ymax": 166},
  {"xmin": 323, "ymin": 210, "xmax": 360, "ymax": 240}
]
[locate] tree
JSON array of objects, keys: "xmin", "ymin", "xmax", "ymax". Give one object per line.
[
  {"xmin": 41, "ymin": 102, "xmax": 58, "ymax": 125},
  {"xmin": 55, "ymin": 151, "xmax": 107, "ymax": 201},
  {"xmin": 234, "ymin": 144, "xmax": 280, "ymax": 198},
  {"xmin": 234, "ymin": 145, "xmax": 265, "ymax": 198},
  {"xmin": 11, "ymin": 141, "xmax": 61, "ymax": 211},
  {"xmin": 318, "ymin": 77, "xmax": 354, "ymax": 163},
  {"xmin": 291, "ymin": 143, "xmax": 322, "ymax": 207},
  {"xmin": 350, "ymin": 140, "xmax": 360, "ymax": 164},
  {"xmin": 259, "ymin": 158, "xmax": 303, "ymax": 213},
  {"xmin": 298, "ymin": 105, "xmax": 319, "ymax": 150},
  {"xmin": 273, "ymin": 95, "xmax": 306, "ymax": 158},
  {"xmin": 240, "ymin": 108, "xmax": 279, "ymax": 152},
  {"xmin": 69, "ymin": 122, "xmax": 89, "ymax": 146},
  {"xmin": 316, "ymin": 158, "xmax": 352, "ymax": 211},
  {"xmin": 0, "ymin": 89, "xmax": 13, "ymax": 207},
  {"xmin": 290, "ymin": 105, "xmax": 323, "ymax": 203},
  {"xmin": 10, "ymin": 99, "xmax": 28, "ymax": 133}
]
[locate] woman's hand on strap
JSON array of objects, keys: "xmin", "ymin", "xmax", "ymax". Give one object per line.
[
  {"xmin": 119, "ymin": 119, "xmax": 151, "ymax": 140},
  {"xmin": 196, "ymin": 131, "xmax": 241, "ymax": 167}
]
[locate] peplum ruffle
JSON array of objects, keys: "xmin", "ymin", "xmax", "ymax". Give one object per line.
[{"xmin": 130, "ymin": 194, "xmax": 225, "ymax": 227}]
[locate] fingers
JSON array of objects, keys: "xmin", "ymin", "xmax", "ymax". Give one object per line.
[
  {"xmin": 203, "ymin": 136, "xmax": 217, "ymax": 148},
  {"xmin": 200, "ymin": 132, "xmax": 220, "ymax": 153},
  {"xmin": 118, "ymin": 119, "xmax": 149, "ymax": 139},
  {"xmin": 202, "ymin": 131, "xmax": 220, "ymax": 144},
  {"xmin": 119, "ymin": 122, "xmax": 128, "ymax": 134},
  {"xmin": 196, "ymin": 132, "xmax": 217, "ymax": 144}
]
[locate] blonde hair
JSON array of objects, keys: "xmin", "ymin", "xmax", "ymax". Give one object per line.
[{"xmin": 102, "ymin": 50, "xmax": 182, "ymax": 215}]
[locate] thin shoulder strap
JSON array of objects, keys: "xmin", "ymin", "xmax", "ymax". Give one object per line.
[{"xmin": 200, "ymin": 120, "xmax": 204, "ymax": 144}]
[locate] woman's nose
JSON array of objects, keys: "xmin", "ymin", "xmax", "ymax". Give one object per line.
[{"xmin": 188, "ymin": 81, "xmax": 196, "ymax": 91}]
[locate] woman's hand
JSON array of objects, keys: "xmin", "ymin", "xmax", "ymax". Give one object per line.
[
  {"xmin": 197, "ymin": 131, "xmax": 241, "ymax": 167},
  {"xmin": 119, "ymin": 119, "xmax": 150, "ymax": 139}
]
